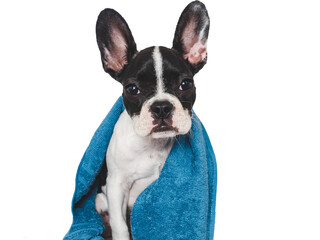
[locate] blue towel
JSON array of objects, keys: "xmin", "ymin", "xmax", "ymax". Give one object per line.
[{"xmin": 64, "ymin": 96, "xmax": 217, "ymax": 240}]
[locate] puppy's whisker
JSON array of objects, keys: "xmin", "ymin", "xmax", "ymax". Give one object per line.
[{"xmin": 174, "ymin": 136, "xmax": 183, "ymax": 149}]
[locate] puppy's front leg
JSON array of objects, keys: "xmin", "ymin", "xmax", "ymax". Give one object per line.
[{"xmin": 107, "ymin": 175, "xmax": 130, "ymax": 240}]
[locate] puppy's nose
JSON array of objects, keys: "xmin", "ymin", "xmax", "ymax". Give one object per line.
[{"xmin": 151, "ymin": 101, "xmax": 173, "ymax": 119}]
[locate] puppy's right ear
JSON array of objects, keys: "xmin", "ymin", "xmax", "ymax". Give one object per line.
[{"xmin": 96, "ymin": 9, "xmax": 137, "ymax": 81}]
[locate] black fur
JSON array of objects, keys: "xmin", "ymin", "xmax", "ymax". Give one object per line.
[{"xmin": 97, "ymin": 157, "xmax": 107, "ymax": 194}]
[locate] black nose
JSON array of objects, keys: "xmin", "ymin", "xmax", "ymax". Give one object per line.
[{"xmin": 151, "ymin": 101, "xmax": 174, "ymax": 119}]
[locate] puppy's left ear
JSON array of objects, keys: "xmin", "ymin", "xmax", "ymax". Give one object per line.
[{"xmin": 172, "ymin": 1, "xmax": 210, "ymax": 74}]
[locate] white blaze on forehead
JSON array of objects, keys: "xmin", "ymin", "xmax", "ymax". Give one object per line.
[{"xmin": 152, "ymin": 46, "xmax": 165, "ymax": 94}]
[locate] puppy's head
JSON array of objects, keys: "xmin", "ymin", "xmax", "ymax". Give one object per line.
[{"xmin": 96, "ymin": 1, "xmax": 210, "ymax": 138}]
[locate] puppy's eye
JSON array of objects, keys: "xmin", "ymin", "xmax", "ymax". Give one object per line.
[
  {"xmin": 179, "ymin": 79, "xmax": 193, "ymax": 91},
  {"xmin": 125, "ymin": 84, "xmax": 141, "ymax": 95}
]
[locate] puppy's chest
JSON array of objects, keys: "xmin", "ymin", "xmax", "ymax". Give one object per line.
[
  {"xmin": 130, "ymin": 146, "xmax": 169, "ymax": 179},
  {"xmin": 109, "ymin": 139, "xmax": 172, "ymax": 181},
  {"xmin": 107, "ymin": 111, "xmax": 173, "ymax": 180}
]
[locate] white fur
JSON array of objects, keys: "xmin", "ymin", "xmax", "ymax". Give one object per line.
[
  {"xmin": 153, "ymin": 46, "xmax": 165, "ymax": 94},
  {"xmin": 97, "ymin": 111, "xmax": 174, "ymax": 240},
  {"xmin": 95, "ymin": 192, "xmax": 108, "ymax": 214}
]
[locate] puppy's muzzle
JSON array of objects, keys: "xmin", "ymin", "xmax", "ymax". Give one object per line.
[{"xmin": 150, "ymin": 101, "xmax": 176, "ymax": 133}]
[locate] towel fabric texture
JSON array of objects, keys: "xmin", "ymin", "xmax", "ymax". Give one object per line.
[{"xmin": 64, "ymin": 97, "xmax": 217, "ymax": 240}]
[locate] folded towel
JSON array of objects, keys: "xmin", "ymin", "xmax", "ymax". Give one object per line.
[{"xmin": 64, "ymin": 96, "xmax": 217, "ymax": 240}]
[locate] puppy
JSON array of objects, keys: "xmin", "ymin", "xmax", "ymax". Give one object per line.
[{"xmin": 94, "ymin": 1, "xmax": 210, "ymax": 239}]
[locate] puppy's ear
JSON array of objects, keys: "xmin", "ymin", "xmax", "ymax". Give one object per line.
[
  {"xmin": 96, "ymin": 9, "xmax": 137, "ymax": 81},
  {"xmin": 172, "ymin": 1, "xmax": 210, "ymax": 74}
]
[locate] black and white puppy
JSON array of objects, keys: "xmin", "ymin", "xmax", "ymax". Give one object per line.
[{"xmin": 94, "ymin": 1, "xmax": 210, "ymax": 239}]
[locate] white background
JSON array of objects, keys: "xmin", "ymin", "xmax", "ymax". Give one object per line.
[{"xmin": 0, "ymin": 0, "xmax": 319, "ymax": 239}]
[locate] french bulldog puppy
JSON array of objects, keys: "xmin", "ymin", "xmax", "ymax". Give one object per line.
[{"xmin": 94, "ymin": 1, "xmax": 210, "ymax": 239}]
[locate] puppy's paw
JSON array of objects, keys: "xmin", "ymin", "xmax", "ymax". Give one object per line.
[
  {"xmin": 112, "ymin": 230, "xmax": 130, "ymax": 240},
  {"xmin": 95, "ymin": 192, "xmax": 108, "ymax": 214}
]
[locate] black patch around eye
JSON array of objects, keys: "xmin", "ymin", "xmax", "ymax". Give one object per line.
[
  {"xmin": 125, "ymin": 84, "xmax": 141, "ymax": 95},
  {"xmin": 175, "ymin": 80, "xmax": 196, "ymax": 112},
  {"xmin": 179, "ymin": 79, "xmax": 194, "ymax": 91}
]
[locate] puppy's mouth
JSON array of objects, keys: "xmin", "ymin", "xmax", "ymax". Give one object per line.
[
  {"xmin": 152, "ymin": 123, "xmax": 175, "ymax": 133},
  {"xmin": 151, "ymin": 119, "xmax": 178, "ymax": 137}
]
